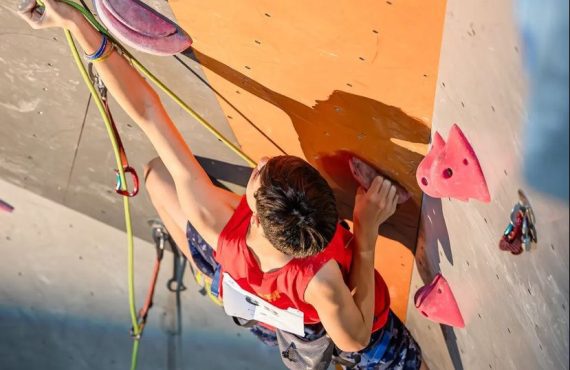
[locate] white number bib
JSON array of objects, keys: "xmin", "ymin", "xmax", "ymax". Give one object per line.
[{"xmin": 222, "ymin": 273, "xmax": 305, "ymax": 336}]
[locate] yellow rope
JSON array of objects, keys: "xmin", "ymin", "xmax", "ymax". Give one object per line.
[
  {"xmin": 130, "ymin": 59, "xmax": 256, "ymax": 167},
  {"xmin": 63, "ymin": 29, "xmax": 141, "ymax": 369},
  {"xmin": 37, "ymin": 1, "xmax": 260, "ymax": 369}
]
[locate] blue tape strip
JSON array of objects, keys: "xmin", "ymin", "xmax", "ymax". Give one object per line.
[{"xmin": 210, "ymin": 264, "xmax": 222, "ymax": 298}]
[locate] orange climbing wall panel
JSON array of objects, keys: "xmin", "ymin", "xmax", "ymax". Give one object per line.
[{"xmin": 170, "ymin": 0, "xmax": 446, "ymax": 321}]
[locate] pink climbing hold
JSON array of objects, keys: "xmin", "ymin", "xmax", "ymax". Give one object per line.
[
  {"xmin": 93, "ymin": 0, "xmax": 192, "ymax": 56},
  {"xmin": 103, "ymin": 0, "xmax": 178, "ymax": 38},
  {"xmin": 414, "ymin": 273, "xmax": 465, "ymax": 328},
  {"xmin": 415, "ymin": 124, "xmax": 490, "ymax": 203},
  {"xmin": 0, "ymin": 199, "xmax": 14, "ymax": 213},
  {"xmin": 416, "ymin": 132, "xmax": 446, "ymax": 198}
]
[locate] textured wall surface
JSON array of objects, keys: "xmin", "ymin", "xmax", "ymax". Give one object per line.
[
  {"xmin": 406, "ymin": 1, "xmax": 570, "ymax": 369},
  {"xmin": 0, "ymin": 179, "xmax": 283, "ymax": 370}
]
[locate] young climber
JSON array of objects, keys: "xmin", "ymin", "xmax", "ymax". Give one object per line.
[{"xmin": 17, "ymin": 1, "xmax": 426, "ymax": 368}]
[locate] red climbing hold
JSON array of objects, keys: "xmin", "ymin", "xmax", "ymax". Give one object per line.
[
  {"xmin": 103, "ymin": 0, "xmax": 178, "ymax": 38},
  {"xmin": 416, "ymin": 124, "xmax": 490, "ymax": 203},
  {"xmin": 349, "ymin": 156, "xmax": 411, "ymax": 204},
  {"xmin": 93, "ymin": 0, "xmax": 192, "ymax": 56},
  {"xmin": 414, "ymin": 273, "xmax": 465, "ymax": 328},
  {"xmin": 416, "ymin": 132, "xmax": 446, "ymax": 197},
  {"xmin": 0, "ymin": 199, "xmax": 14, "ymax": 213}
]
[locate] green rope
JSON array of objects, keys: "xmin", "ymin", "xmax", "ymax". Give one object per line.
[
  {"xmin": 63, "ymin": 29, "xmax": 141, "ymax": 366},
  {"xmin": 36, "ymin": 1, "xmax": 260, "ymax": 369},
  {"xmin": 130, "ymin": 58, "xmax": 256, "ymax": 167}
]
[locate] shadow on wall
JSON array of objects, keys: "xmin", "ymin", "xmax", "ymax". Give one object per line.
[
  {"xmin": 415, "ymin": 196, "xmax": 464, "ymax": 370},
  {"xmin": 182, "ymin": 49, "xmax": 431, "ymax": 252},
  {"xmin": 196, "ymin": 155, "xmax": 252, "ymax": 190},
  {"xmin": 0, "ymin": 304, "xmax": 274, "ymax": 370}
]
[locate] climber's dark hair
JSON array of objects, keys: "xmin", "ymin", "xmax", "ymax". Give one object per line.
[{"xmin": 254, "ymin": 156, "xmax": 338, "ymax": 258}]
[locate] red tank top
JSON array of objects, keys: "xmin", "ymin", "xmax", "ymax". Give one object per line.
[{"xmin": 215, "ymin": 196, "xmax": 390, "ymax": 332}]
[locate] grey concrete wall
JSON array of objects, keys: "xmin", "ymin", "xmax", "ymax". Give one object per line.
[
  {"xmin": 407, "ymin": 1, "xmax": 569, "ymax": 369},
  {"xmin": 0, "ymin": 1, "xmax": 249, "ymax": 242},
  {"xmin": 0, "ymin": 178, "xmax": 283, "ymax": 370}
]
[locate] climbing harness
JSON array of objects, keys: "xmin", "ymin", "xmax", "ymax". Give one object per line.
[{"xmin": 499, "ymin": 189, "xmax": 538, "ymax": 255}]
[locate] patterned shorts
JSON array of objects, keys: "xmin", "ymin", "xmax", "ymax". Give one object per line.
[{"xmin": 336, "ymin": 311, "xmax": 422, "ymax": 369}]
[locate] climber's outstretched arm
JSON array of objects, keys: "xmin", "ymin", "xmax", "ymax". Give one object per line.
[{"xmin": 16, "ymin": 0, "xmax": 239, "ymax": 247}]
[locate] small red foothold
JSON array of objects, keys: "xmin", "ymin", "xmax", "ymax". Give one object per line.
[
  {"xmin": 414, "ymin": 273, "xmax": 465, "ymax": 328},
  {"xmin": 415, "ymin": 124, "xmax": 490, "ymax": 202},
  {"xmin": 0, "ymin": 199, "xmax": 14, "ymax": 213},
  {"xmin": 416, "ymin": 132, "xmax": 446, "ymax": 197}
]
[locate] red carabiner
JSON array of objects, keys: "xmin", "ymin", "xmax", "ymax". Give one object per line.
[{"xmin": 115, "ymin": 166, "xmax": 139, "ymax": 197}]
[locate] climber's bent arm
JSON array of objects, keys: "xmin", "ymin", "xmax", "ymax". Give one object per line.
[{"xmin": 66, "ymin": 9, "xmax": 238, "ymax": 246}]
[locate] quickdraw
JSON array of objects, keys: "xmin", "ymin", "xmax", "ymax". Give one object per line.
[
  {"xmin": 130, "ymin": 220, "xmax": 167, "ymax": 339},
  {"xmin": 88, "ymin": 63, "xmax": 139, "ymax": 198},
  {"xmin": 499, "ymin": 189, "xmax": 538, "ymax": 255}
]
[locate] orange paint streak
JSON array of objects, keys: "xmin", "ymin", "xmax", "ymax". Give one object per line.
[{"xmin": 170, "ymin": 0, "xmax": 447, "ymax": 322}]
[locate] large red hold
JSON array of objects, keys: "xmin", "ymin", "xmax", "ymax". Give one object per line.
[
  {"xmin": 414, "ymin": 273, "xmax": 465, "ymax": 328},
  {"xmin": 415, "ymin": 124, "xmax": 490, "ymax": 203},
  {"xmin": 93, "ymin": 0, "xmax": 192, "ymax": 56},
  {"xmin": 103, "ymin": 0, "xmax": 178, "ymax": 38}
]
